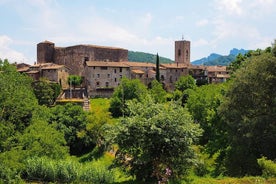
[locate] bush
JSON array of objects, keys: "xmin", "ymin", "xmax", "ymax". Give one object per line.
[
  {"xmin": 22, "ymin": 157, "xmax": 115, "ymax": 183},
  {"xmin": 257, "ymin": 157, "xmax": 276, "ymax": 178}
]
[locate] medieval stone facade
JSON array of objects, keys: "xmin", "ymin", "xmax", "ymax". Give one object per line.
[
  {"xmin": 37, "ymin": 41, "xmax": 128, "ymax": 76},
  {"xmin": 25, "ymin": 39, "xmax": 230, "ymax": 98}
]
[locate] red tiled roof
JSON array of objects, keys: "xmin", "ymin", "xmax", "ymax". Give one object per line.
[
  {"xmin": 131, "ymin": 69, "xmax": 144, "ymax": 74},
  {"xmin": 206, "ymin": 66, "xmax": 227, "ymax": 72},
  {"xmin": 124, "ymin": 62, "xmax": 155, "ymax": 67},
  {"xmin": 161, "ymin": 63, "xmax": 188, "ymax": 69},
  {"xmin": 86, "ymin": 61, "xmax": 129, "ymax": 67}
]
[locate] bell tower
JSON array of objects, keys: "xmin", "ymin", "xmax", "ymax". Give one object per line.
[{"xmin": 175, "ymin": 40, "xmax": 190, "ymax": 65}]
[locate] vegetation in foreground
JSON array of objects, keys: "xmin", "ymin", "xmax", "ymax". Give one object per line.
[{"xmin": 0, "ymin": 43, "xmax": 276, "ymax": 184}]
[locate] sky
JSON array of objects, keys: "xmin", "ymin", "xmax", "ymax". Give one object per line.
[{"xmin": 0, "ymin": 0, "xmax": 276, "ymax": 64}]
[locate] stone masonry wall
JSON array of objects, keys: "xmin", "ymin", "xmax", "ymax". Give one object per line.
[{"xmin": 37, "ymin": 42, "xmax": 128, "ymax": 76}]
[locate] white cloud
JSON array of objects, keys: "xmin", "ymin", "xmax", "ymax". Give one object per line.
[
  {"xmin": 196, "ymin": 19, "xmax": 209, "ymax": 27},
  {"xmin": 215, "ymin": 0, "xmax": 243, "ymax": 16},
  {"xmin": 0, "ymin": 35, "xmax": 28, "ymax": 62},
  {"xmin": 193, "ymin": 38, "xmax": 209, "ymax": 47}
]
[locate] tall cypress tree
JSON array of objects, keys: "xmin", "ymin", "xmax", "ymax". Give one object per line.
[{"xmin": 155, "ymin": 53, "xmax": 160, "ymax": 82}]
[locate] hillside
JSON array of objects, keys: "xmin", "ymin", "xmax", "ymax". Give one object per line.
[
  {"xmin": 192, "ymin": 48, "xmax": 248, "ymax": 66},
  {"xmin": 128, "ymin": 51, "xmax": 173, "ymax": 64}
]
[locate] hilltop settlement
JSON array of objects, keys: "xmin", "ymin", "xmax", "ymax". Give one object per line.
[{"xmin": 17, "ymin": 40, "xmax": 229, "ymax": 97}]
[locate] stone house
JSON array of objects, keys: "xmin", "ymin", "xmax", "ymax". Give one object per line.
[
  {"xmin": 17, "ymin": 63, "xmax": 70, "ymax": 89},
  {"xmin": 160, "ymin": 63, "xmax": 189, "ymax": 90},
  {"xmin": 84, "ymin": 61, "xmax": 130, "ymax": 97},
  {"xmin": 205, "ymin": 65, "xmax": 230, "ymax": 83}
]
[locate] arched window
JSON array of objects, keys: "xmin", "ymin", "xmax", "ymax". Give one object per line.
[{"xmin": 186, "ymin": 50, "xmax": 189, "ymax": 60}]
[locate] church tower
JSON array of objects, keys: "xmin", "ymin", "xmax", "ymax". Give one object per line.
[{"xmin": 175, "ymin": 40, "xmax": 190, "ymax": 65}]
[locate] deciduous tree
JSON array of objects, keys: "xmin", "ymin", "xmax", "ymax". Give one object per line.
[
  {"xmin": 220, "ymin": 52, "xmax": 276, "ymax": 176},
  {"xmin": 113, "ymin": 96, "xmax": 202, "ymax": 182}
]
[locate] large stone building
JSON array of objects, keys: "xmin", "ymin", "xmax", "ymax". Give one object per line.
[
  {"xmin": 37, "ymin": 41, "xmax": 128, "ymax": 76},
  {"xmin": 17, "ymin": 39, "xmax": 229, "ymax": 98}
]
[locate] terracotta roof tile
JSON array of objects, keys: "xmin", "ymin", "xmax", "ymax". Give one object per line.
[
  {"xmin": 124, "ymin": 62, "xmax": 155, "ymax": 67},
  {"xmin": 86, "ymin": 61, "xmax": 129, "ymax": 67},
  {"xmin": 206, "ymin": 66, "xmax": 227, "ymax": 72},
  {"xmin": 131, "ymin": 69, "xmax": 144, "ymax": 74},
  {"xmin": 161, "ymin": 63, "xmax": 188, "ymax": 69}
]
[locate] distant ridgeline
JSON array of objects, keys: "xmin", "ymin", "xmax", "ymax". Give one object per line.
[
  {"xmin": 192, "ymin": 48, "xmax": 248, "ymax": 66},
  {"xmin": 128, "ymin": 51, "xmax": 173, "ymax": 64}
]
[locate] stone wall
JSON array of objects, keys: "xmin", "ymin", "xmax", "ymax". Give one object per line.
[{"xmin": 37, "ymin": 41, "xmax": 128, "ymax": 76}]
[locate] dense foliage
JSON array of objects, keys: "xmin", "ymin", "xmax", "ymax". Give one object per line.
[
  {"xmin": 32, "ymin": 78, "xmax": 61, "ymax": 106},
  {"xmin": 68, "ymin": 75, "xmax": 83, "ymax": 88},
  {"xmin": 1, "ymin": 43, "xmax": 276, "ymax": 183},
  {"xmin": 219, "ymin": 52, "xmax": 276, "ymax": 176},
  {"xmin": 109, "ymin": 77, "xmax": 147, "ymax": 117},
  {"xmin": 113, "ymin": 96, "xmax": 202, "ymax": 182}
]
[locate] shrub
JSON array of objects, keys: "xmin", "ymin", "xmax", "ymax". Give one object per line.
[
  {"xmin": 22, "ymin": 157, "xmax": 115, "ymax": 183},
  {"xmin": 257, "ymin": 157, "xmax": 276, "ymax": 178}
]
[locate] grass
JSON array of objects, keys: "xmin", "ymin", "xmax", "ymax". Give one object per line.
[
  {"xmin": 90, "ymin": 98, "xmax": 111, "ymax": 113},
  {"xmin": 183, "ymin": 176, "xmax": 276, "ymax": 184}
]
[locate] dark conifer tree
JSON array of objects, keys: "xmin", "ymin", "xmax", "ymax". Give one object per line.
[{"xmin": 155, "ymin": 53, "xmax": 160, "ymax": 82}]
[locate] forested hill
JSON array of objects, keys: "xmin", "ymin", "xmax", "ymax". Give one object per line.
[
  {"xmin": 128, "ymin": 51, "xmax": 173, "ymax": 64},
  {"xmin": 192, "ymin": 48, "xmax": 248, "ymax": 66}
]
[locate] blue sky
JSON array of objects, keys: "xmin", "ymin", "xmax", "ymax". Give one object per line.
[{"xmin": 1, "ymin": 0, "xmax": 276, "ymax": 64}]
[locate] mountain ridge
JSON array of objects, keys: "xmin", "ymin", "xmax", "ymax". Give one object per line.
[
  {"xmin": 192, "ymin": 48, "xmax": 248, "ymax": 66},
  {"xmin": 128, "ymin": 48, "xmax": 248, "ymax": 66}
]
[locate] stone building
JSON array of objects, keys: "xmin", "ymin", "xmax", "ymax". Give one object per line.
[
  {"xmin": 17, "ymin": 63, "xmax": 69, "ymax": 88},
  {"xmin": 37, "ymin": 41, "xmax": 128, "ymax": 76},
  {"xmin": 32, "ymin": 39, "xmax": 229, "ymax": 98},
  {"xmin": 160, "ymin": 63, "xmax": 189, "ymax": 90},
  {"xmin": 205, "ymin": 65, "xmax": 230, "ymax": 83},
  {"xmin": 84, "ymin": 61, "xmax": 130, "ymax": 97}
]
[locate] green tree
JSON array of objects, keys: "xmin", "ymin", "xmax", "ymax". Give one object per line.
[
  {"xmin": 32, "ymin": 78, "xmax": 57, "ymax": 106},
  {"xmin": 68, "ymin": 75, "xmax": 82, "ymax": 88},
  {"xmin": 149, "ymin": 79, "xmax": 167, "ymax": 103},
  {"xmin": 155, "ymin": 53, "xmax": 160, "ymax": 82},
  {"xmin": 17, "ymin": 120, "xmax": 69, "ymax": 159},
  {"xmin": 113, "ymin": 96, "xmax": 202, "ymax": 182},
  {"xmin": 186, "ymin": 83, "xmax": 227, "ymax": 148},
  {"xmin": 109, "ymin": 77, "xmax": 147, "ymax": 117},
  {"xmin": 50, "ymin": 103, "xmax": 93, "ymax": 155},
  {"xmin": 220, "ymin": 52, "xmax": 276, "ymax": 176},
  {"xmin": 227, "ymin": 53, "xmax": 247, "ymax": 74},
  {"xmin": 175, "ymin": 75, "xmax": 196, "ymax": 92},
  {"xmin": 0, "ymin": 59, "xmax": 38, "ymax": 151}
]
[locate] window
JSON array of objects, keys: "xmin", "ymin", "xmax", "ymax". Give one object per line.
[
  {"xmin": 114, "ymin": 69, "xmax": 117, "ymax": 73},
  {"xmin": 97, "ymin": 74, "xmax": 100, "ymax": 78},
  {"xmin": 93, "ymin": 66, "xmax": 95, "ymax": 69},
  {"xmin": 120, "ymin": 75, "xmax": 122, "ymax": 78},
  {"xmin": 115, "ymin": 78, "xmax": 117, "ymax": 82},
  {"xmin": 178, "ymin": 49, "xmax": 181, "ymax": 56},
  {"xmin": 101, "ymin": 66, "xmax": 108, "ymax": 70},
  {"xmin": 105, "ymin": 82, "xmax": 109, "ymax": 87},
  {"xmin": 120, "ymin": 67, "xmax": 122, "ymax": 72},
  {"xmin": 96, "ymin": 82, "xmax": 100, "ymax": 87},
  {"xmin": 186, "ymin": 50, "xmax": 189, "ymax": 60},
  {"xmin": 84, "ymin": 57, "xmax": 89, "ymax": 62},
  {"xmin": 108, "ymin": 74, "xmax": 111, "ymax": 78}
]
